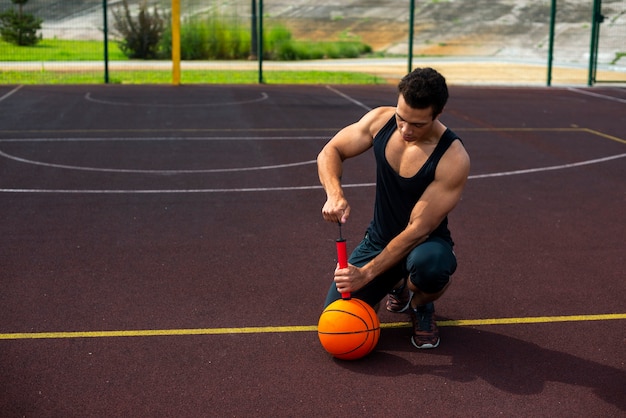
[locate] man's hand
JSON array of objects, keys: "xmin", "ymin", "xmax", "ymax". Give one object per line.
[
  {"xmin": 318, "ymin": 109, "xmax": 385, "ymax": 225},
  {"xmin": 333, "ymin": 264, "xmax": 369, "ymax": 294},
  {"xmin": 321, "ymin": 197, "xmax": 351, "ymax": 224}
]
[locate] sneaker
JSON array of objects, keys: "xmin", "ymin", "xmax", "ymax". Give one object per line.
[
  {"xmin": 386, "ymin": 280, "xmax": 413, "ymax": 313},
  {"xmin": 410, "ymin": 302, "xmax": 440, "ymax": 349}
]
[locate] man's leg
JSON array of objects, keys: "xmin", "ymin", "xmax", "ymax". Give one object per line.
[{"xmin": 405, "ymin": 237, "xmax": 457, "ymax": 349}]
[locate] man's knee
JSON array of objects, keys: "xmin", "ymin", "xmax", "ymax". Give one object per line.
[
  {"xmin": 409, "ymin": 268, "xmax": 451, "ymax": 294},
  {"xmin": 407, "ymin": 239, "xmax": 457, "ymax": 294}
]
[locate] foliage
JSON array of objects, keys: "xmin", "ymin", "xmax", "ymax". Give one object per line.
[
  {"xmin": 0, "ymin": 4, "xmax": 372, "ymax": 62},
  {"xmin": 0, "ymin": 0, "xmax": 42, "ymax": 46},
  {"xmin": 112, "ymin": 0, "xmax": 168, "ymax": 59},
  {"xmin": 270, "ymin": 39, "xmax": 372, "ymax": 60},
  {"xmin": 611, "ymin": 52, "xmax": 625, "ymax": 65},
  {"xmin": 159, "ymin": 12, "xmax": 251, "ymax": 60},
  {"xmin": 158, "ymin": 15, "xmax": 371, "ymax": 62},
  {"xmin": 264, "ymin": 25, "xmax": 293, "ymax": 59},
  {"xmin": 256, "ymin": 24, "xmax": 371, "ymax": 60}
]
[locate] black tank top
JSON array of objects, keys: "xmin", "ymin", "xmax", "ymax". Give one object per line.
[{"xmin": 366, "ymin": 115, "xmax": 460, "ymax": 247}]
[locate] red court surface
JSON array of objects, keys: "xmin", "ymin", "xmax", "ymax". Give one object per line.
[{"xmin": 0, "ymin": 84, "xmax": 625, "ymax": 417}]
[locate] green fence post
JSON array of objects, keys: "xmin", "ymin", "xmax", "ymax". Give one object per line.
[
  {"xmin": 408, "ymin": 0, "xmax": 415, "ymax": 74},
  {"xmin": 103, "ymin": 0, "xmax": 109, "ymax": 84},
  {"xmin": 547, "ymin": 0, "xmax": 556, "ymax": 86},
  {"xmin": 258, "ymin": 0, "xmax": 264, "ymax": 84},
  {"xmin": 588, "ymin": 0, "xmax": 603, "ymax": 86}
]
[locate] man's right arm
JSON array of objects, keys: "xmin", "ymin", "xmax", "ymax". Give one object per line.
[{"xmin": 317, "ymin": 107, "xmax": 392, "ymax": 224}]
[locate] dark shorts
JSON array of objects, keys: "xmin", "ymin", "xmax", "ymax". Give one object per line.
[{"xmin": 324, "ymin": 233, "xmax": 457, "ymax": 308}]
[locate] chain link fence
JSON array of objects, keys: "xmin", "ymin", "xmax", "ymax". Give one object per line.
[{"xmin": 0, "ymin": 0, "xmax": 624, "ymax": 85}]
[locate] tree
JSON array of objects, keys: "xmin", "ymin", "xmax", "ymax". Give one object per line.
[
  {"xmin": 112, "ymin": 0, "xmax": 168, "ymax": 59},
  {"xmin": 0, "ymin": 0, "xmax": 42, "ymax": 46}
]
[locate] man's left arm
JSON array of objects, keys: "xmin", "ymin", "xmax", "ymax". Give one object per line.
[{"xmin": 334, "ymin": 141, "xmax": 470, "ymax": 294}]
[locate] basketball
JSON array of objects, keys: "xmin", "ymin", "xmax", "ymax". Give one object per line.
[{"xmin": 317, "ymin": 298, "xmax": 380, "ymax": 360}]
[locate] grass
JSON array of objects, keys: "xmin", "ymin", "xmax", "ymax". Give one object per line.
[
  {"xmin": 0, "ymin": 39, "xmax": 127, "ymax": 61},
  {"xmin": 0, "ymin": 38, "xmax": 385, "ymax": 84},
  {"xmin": 0, "ymin": 70, "xmax": 386, "ymax": 85}
]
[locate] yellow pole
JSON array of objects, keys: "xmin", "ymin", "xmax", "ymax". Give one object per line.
[{"xmin": 171, "ymin": 0, "xmax": 181, "ymax": 85}]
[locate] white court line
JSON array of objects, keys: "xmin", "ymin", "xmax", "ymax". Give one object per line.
[
  {"xmin": 0, "ymin": 85, "xmax": 23, "ymax": 103},
  {"xmin": 0, "ymin": 186, "xmax": 326, "ymax": 194},
  {"xmin": 0, "ymin": 149, "xmax": 316, "ymax": 174},
  {"xmin": 0, "ymin": 136, "xmax": 330, "ymax": 143},
  {"xmin": 1, "ymin": 153, "xmax": 625, "ymax": 194},
  {"xmin": 468, "ymin": 152, "xmax": 626, "ymax": 178},
  {"xmin": 84, "ymin": 92, "xmax": 269, "ymax": 107},
  {"xmin": 568, "ymin": 88, "xmax": 626, "ymax": 104},
  {"xmin": 326, "ymin": 85, "xmax": 373, "ymax": 111}
]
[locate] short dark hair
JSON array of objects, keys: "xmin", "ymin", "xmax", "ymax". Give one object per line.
[{"xmin": 398, "ymin": 68, "xmax": 449, "ymax": 118}]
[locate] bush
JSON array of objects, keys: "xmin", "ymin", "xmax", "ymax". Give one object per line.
[
  {"xmin": 112, "ymin": 0, "xmax": 168, "ymax": 59},
  {"xmin": 181, "ymin": 18, "xmax": 210, "ymax": 60},
  {"xmin": 160, "ymin": 13, "xmax": 251, "ymax": 60},
  {"xmin": 270, "ymin": 39, "xmax": 371, "ymax": 61},
  {"xmin": 158, "ymin": 13, "xmax": 371, "ymax": 61},
  {"xmin": 205, "ymin": 17, "xmax": 249, "ymax": 60},
  {"xmin": 160, "ymin": 18, "xmax": 211, "ymax": 60},
  {"xmin": 0, "ymin": 0, "xmax": 42, "ymax": 46}
]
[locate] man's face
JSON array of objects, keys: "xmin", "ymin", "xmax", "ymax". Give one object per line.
[{"xmin": 394, "ymin": 94, "xmax": 437, "ymax": 143}]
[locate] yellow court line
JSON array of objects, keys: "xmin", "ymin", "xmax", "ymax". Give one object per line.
[
  {"xmin": 1, "ymin": 127, "xmax": 624, "ymax": 146},
  {"xmin": 581, "ymin": 128, "xmax": 626, "ymax": 144},
  {"xmin": 0, "ymin": 126, "xmax": 604, "ymax": 135},
  {"xmin": 383, "ymin": 313, "xmax": 626, "ymax": 329},
  {"xmin": 1, "ymin": 313, "xmax": 624, "ymax": 341}
]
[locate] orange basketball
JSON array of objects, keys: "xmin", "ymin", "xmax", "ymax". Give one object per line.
[{"xmin": 317, "ymin": 298, "xmax": 380, "ymax": 360}]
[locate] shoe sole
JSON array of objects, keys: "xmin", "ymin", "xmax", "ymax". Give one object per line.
[{"xmin": 411, "ymin": 336, "xmax": 440, "ymax": 349}]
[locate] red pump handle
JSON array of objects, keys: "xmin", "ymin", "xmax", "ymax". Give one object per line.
[{"xmin": 336, "ymin": 238, "xmax": 351, "ymax": 300}]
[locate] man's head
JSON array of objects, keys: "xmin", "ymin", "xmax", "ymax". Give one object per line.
[{"xmin": 398, "ymin": 68, "xmax": 449, "ymax": 119}]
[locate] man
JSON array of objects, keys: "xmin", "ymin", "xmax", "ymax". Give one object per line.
[{"xmin": 317, "ymin": 67, "xmax": 470, "ymax": 349}]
